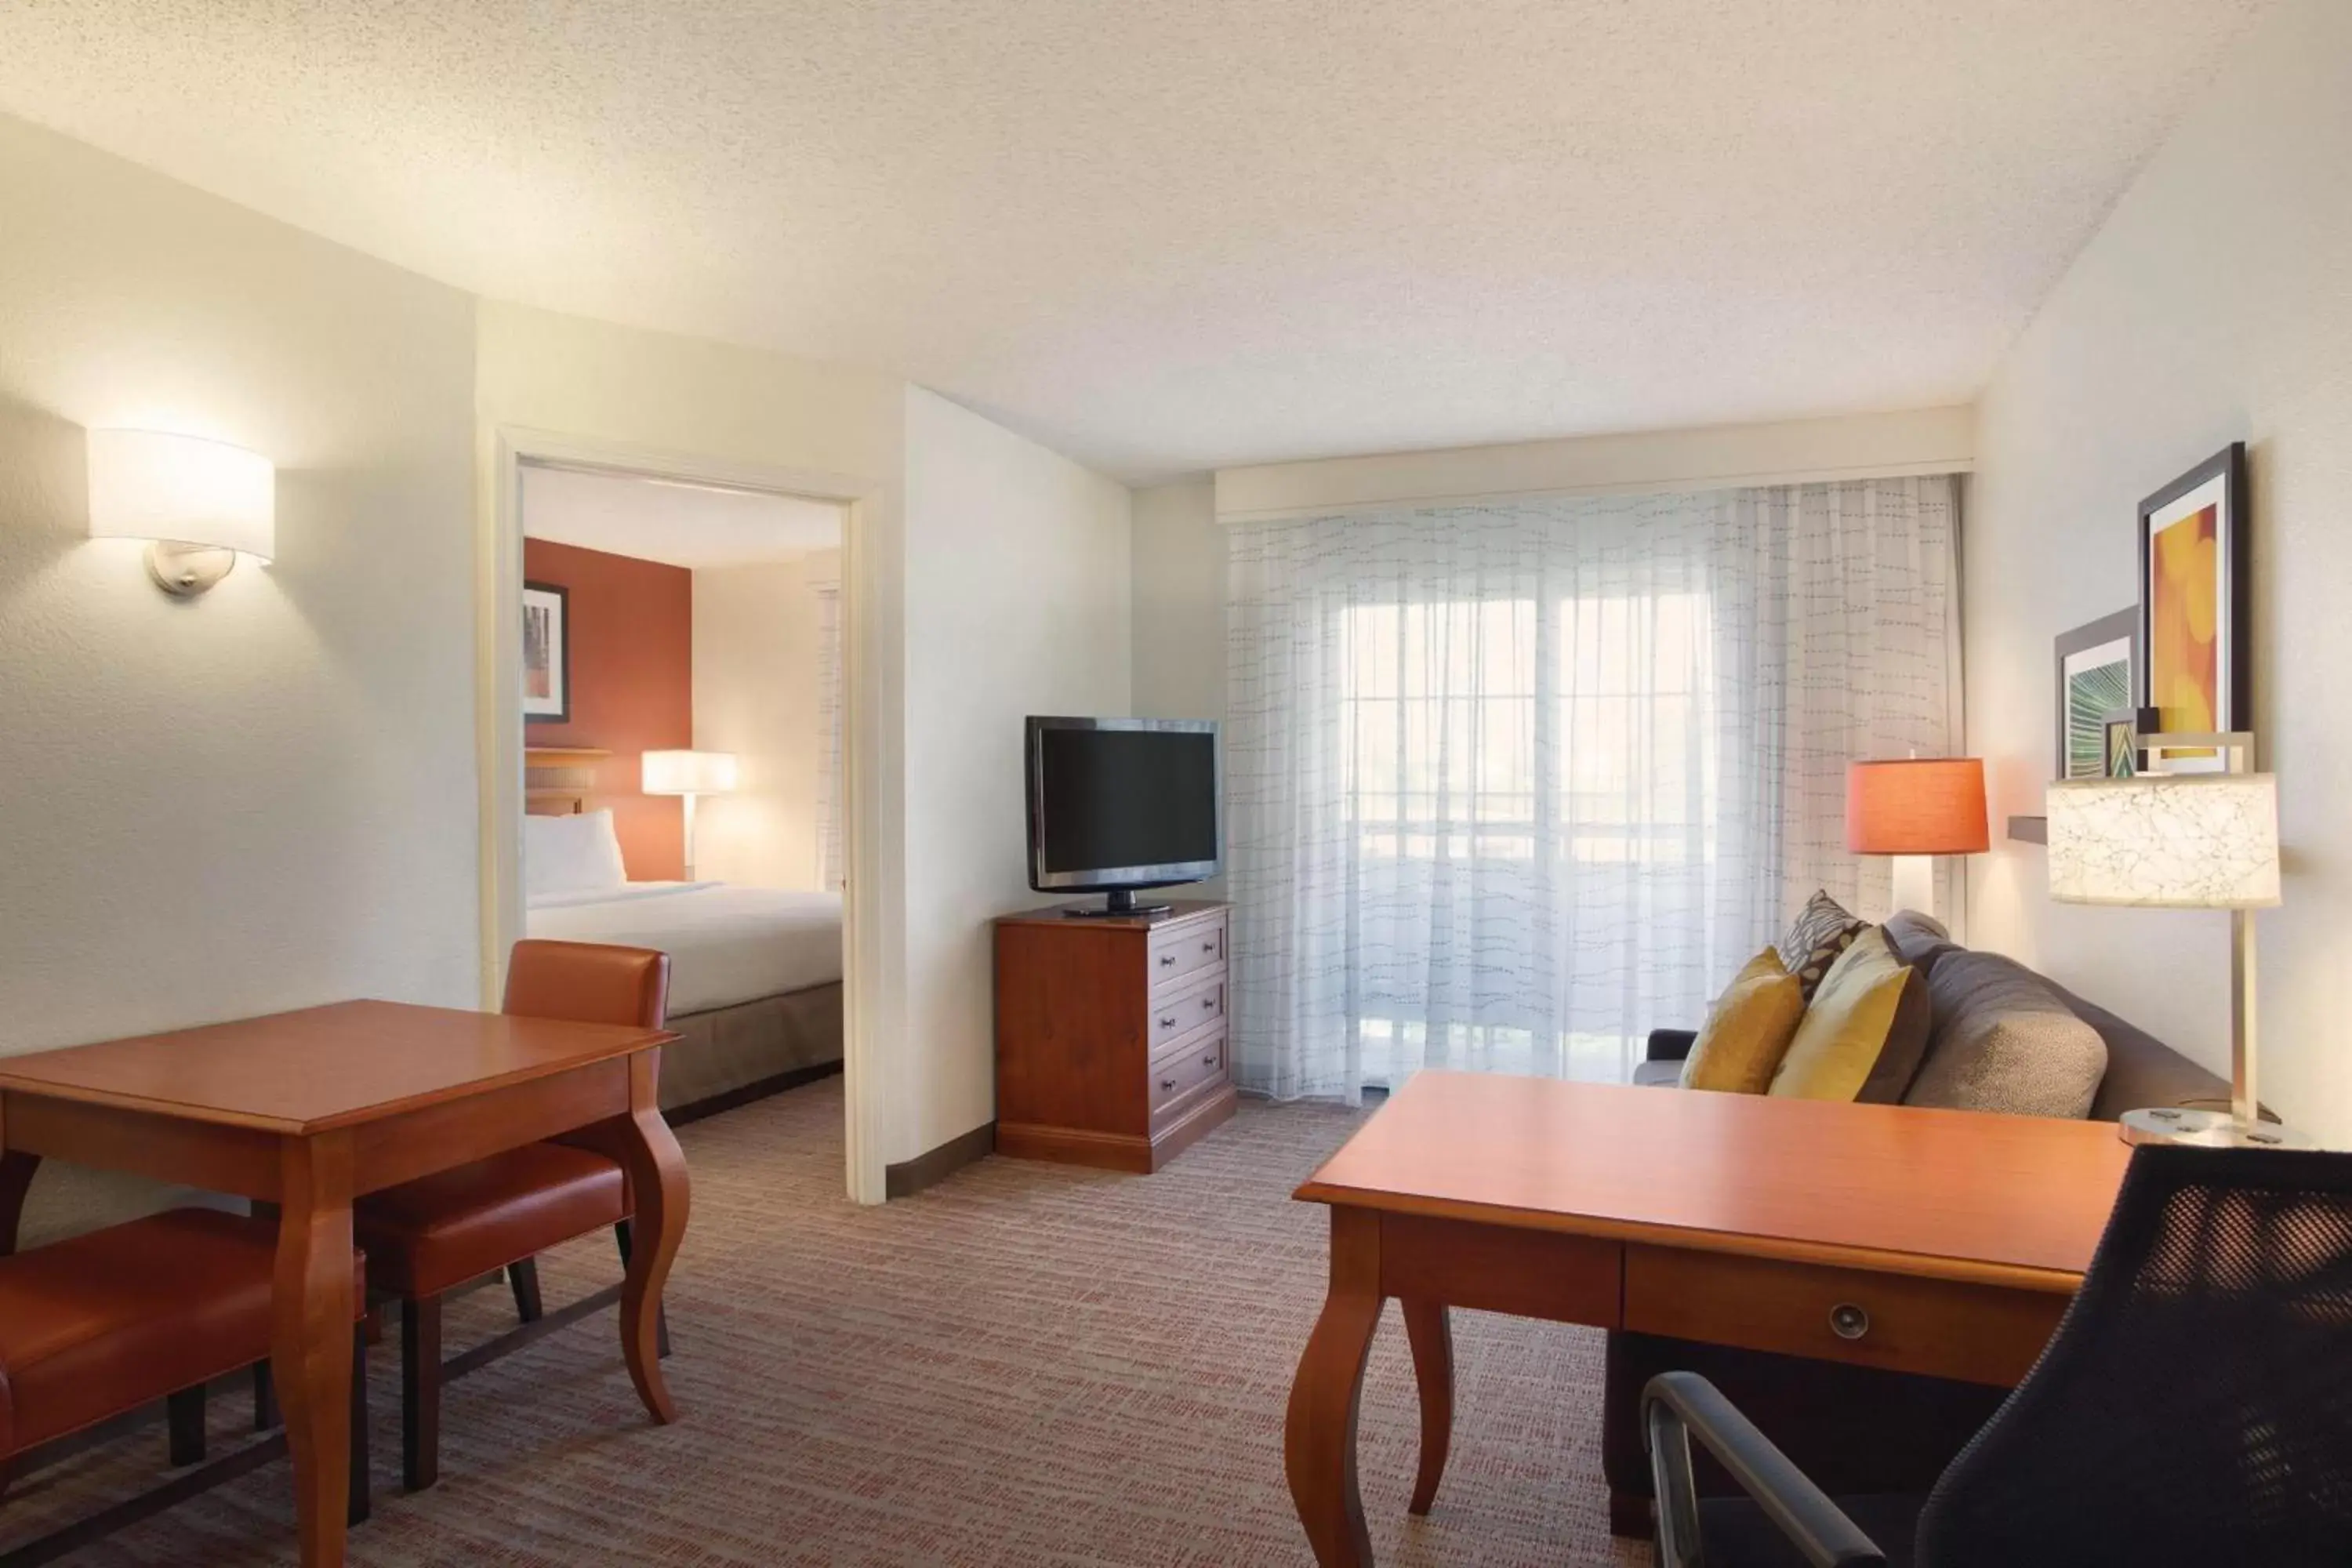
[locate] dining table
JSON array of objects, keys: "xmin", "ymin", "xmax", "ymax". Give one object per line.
[{"xmin": 0, "ymin": 998, "xmax": 687, "ymax": 1568}]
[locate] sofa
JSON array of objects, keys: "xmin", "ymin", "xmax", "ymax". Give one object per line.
[{"xmin": 1600, "ymin": 909, "xmax": 2238, "ymax": 1537}]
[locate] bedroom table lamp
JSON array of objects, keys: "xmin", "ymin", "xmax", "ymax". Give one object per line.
[
  {"xmin": 642, "ymin": 749, "xmax": 738, "ymax": 880},
  {"xmin": 1846, "ymin": 757, "xmax": 1988, "ymax": 923},
  {"xmin": 2046, "ymin": 731, "xmax": 2303, "ymax": 1149}
]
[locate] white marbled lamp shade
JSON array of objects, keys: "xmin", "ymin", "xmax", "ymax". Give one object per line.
[{"xmin": 2046, "ymin": 774, "xmax": 2281, "ymax": 909}]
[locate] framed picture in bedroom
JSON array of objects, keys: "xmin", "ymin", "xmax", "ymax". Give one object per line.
[
  {"xmin": 2138, "ymin": 442, "xmax": 2250, "ymax": 772},
  {"xmin": 2054, "ymin": 608, "xmax": 2136, "ymax": 780},
  {"xmin": 522, "ymin": 580, "xmax": 571, "ymax": 724}
]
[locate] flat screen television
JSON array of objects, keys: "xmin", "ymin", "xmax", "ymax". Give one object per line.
[{"xmin": 1025, "ymin": 717, "xmax": 1221, "ymax": 916}]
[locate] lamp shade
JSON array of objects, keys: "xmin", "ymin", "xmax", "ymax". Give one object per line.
[
  {"xmin": 86, "ymin": 430, "xmax": 275, "ymax": 561},
  {"xmin": 2047, "ymin": 774, "xmax": 2280, "ymax": 909},
  {"xmin": 641, "ymin": 750, "xmax": 738, "ymax": 795},
  {"xmin": 1846, "ymin": 758, "xmax": 1988, "ymax": 855}
]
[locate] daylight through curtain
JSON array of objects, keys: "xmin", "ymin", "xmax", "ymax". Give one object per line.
[{"xmin": 1223, "ymin": 476, "xmax": 1958, "ymax": 1102}]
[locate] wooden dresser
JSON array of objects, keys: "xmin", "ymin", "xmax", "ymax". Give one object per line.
[{"xmin": 993, "ymin": 899, "xmax": 1236, "ymax": 1172}]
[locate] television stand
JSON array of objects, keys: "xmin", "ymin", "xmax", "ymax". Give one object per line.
[
  {"xmin": 994, "ymin": 899, "xmax": 1235, "ymax": 1172},
  {"xmin": 1062, "ymin": 889, "xmax": 1174, "ymax": 920}
]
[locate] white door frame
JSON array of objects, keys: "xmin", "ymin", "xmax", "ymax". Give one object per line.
[{"xmin": 481, "ymin": 425, "xmax": 888, "ymax": 1204}]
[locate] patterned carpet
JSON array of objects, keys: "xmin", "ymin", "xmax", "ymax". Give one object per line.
[{"xmin": 12, "ymin": 1079, "xmax": 1650, "ymax": 1566}]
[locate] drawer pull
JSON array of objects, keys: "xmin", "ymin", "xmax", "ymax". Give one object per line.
[
  {"xmin": 1159, "ymin": 953, "xmax": 1176, "ymax": 968},
  {"xmin": 1160, "ymin": 1077, "xmax": 1176, "ymax": 1091},
  {"xmin": 1201, "ymin": 995, "xmax": 1217, "ymax": 1009},
  {"xmin": 1159, "ymin": 1014, "xmax": 1177, "ymax": 1029},
  {"xmin": 1202, "ymin": 940, "xmax": 1218, "ymax": 953},
  {"xmin": 1828, "ymin": 1303, "xmax": 1871, "ymax": 1341},
  {"xmin": 1202, "ymin": 1053, "xmax": 1218, "ymax": 1066}
]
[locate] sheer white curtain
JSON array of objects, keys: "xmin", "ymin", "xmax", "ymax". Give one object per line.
[{"xmin": 1225, "ymin": 476, "xmax": 1958, "ymax": 1102}]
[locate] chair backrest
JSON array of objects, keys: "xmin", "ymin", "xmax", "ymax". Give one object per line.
[
  {"xmin": 503, "ymin": 939, "xmax": 671, "ymax": 1030},
  {"xmin": 1917, "ymin": 1143, "xmax": 2352, "ymax": 1566}
]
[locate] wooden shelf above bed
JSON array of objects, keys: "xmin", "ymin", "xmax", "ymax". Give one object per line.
[{"xmin": 525, "ymin": 746, "xmax": 610, "ymax": 815}]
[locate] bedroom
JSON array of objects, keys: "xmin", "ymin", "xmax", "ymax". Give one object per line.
[{"xmin": 517, "ymin": 459, "xmax": 848, "ymax": 1116}]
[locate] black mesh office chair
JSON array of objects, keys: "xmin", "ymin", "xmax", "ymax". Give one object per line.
[{"xmin": 1642, "ymin": 1144, "xmax": 2352, "ymax": 1566}]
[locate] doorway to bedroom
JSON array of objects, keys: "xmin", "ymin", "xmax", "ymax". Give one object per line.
[{"xmin": 511, "ymin": 457, "xmax": 851, "ymax": 1128}]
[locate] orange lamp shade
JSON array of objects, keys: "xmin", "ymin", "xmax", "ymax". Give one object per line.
[{"xmin": 1846, "ymin": 758, "xmax": 1989, "ymax": 855}]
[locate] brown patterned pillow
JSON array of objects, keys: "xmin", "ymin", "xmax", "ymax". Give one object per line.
[{"xmin": 1776, "ymin": 889, "xmax": 1866, "ymax": 1002}]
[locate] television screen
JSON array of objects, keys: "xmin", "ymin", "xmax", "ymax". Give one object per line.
[{"xmin": 1029, "ymin": 720, "xmax": 1219, "ymax": 887}]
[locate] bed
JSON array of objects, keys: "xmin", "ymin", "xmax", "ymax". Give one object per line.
[{"xmin": 522, "ymin": 797, "xmax": 844, "ymax": 1115}]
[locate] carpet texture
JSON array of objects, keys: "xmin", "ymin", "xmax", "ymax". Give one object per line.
[{"xmin": 8, "ymin": 1080, "xmax": 1650, "ymax": 1566}]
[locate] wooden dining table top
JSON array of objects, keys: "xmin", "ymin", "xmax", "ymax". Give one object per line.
[
  {"xmin": 0, "ymin": 999, "xmax": 676, "ymax": 1135},
  {"xmin": 1297, "ymin": 1071, "xmax": 2132, "ymax": 1289}
]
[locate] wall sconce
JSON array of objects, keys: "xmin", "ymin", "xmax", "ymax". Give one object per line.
[{"xmin": 86, "ymin": 430, "xmax": 276, "ymax": 596}]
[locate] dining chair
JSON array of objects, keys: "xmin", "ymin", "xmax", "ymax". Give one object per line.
[
  {"xmin": 0, "ymin": 1207, "xmax": 368, "ymax": 1561},
  {"xmin": 352, "ymin": 938, "xmax": 671, "ymax": 1493},
  {"xmin": 1643, "ymin": 1143, "xmax": 2352, "ymax": 1566}
]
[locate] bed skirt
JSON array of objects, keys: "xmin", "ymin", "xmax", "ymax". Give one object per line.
[{"xmin": 659, "ymin": 982, "xmax": 844, "ymax": 1113}]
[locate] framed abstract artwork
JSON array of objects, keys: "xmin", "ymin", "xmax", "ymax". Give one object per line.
[
  {"xmin": 2055, "ymin": 608, "xmax": 2137, "ymax": 780},
  {"xmin": 522, "ymin": 580, "xmax": 571, "ymax": 724},
  {"xmin": 2137, "ymin": 443, "xmax": 2249, "ymax": 771}
]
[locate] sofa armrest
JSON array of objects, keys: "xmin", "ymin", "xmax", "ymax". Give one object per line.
[{"xmin": 1646, "ymin": 1029, "xmax": 1698, "ymax": 1063}]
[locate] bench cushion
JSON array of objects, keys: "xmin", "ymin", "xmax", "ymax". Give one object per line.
[{"xmin": 0, "ymin": 1207, "xmax": 361, "ymax": 1454}]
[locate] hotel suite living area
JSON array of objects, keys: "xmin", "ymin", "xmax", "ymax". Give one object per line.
[{"xmin": 1, "ymin": 2, "xmax": 2349, "ymax": 1565}]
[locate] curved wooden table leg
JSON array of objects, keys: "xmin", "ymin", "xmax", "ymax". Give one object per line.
[
  {"xmin": 607, "ymin": 1053, "xmax": 689, "ymax": 1424},
  {"xmin": 1285, "ymin": 1206, "xmax": 1383, "ymax": 1567},
  {"xmin": 273, "ymin": 1133, "xmax": 355, "ymax": 1567},
  {"xmin": 1402, "ymin": 1298, "xmax": 1453, "ymax": 1515}
]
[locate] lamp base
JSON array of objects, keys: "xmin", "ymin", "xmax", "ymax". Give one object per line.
[{"xmin": 2118, "ymin": 1106, "xmax": 2314, "ymax": 1149}]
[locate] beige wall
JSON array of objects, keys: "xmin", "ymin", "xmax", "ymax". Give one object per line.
[
  {"xmin": 0, "ymin": 114, "xmax": 481, "ymax": 1239},
  {"xmin": 1131, "ymin": 477, "xmax": 1226, "ymax": 899},
  {"xmin": 694, "ymin": 548, "xmax": 840, "ymax": 890},
  {"xmin": 902, "ymin": 387, "xmax": 1133, "ymax": 1160},
  {"xmin": 1965, "ymin": 0, "xmax": 2352, "ymax": 1142}
]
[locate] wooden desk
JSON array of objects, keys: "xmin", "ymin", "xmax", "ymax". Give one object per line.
[
  {"xmin": 1283, "ymin": 1073, "xmax": 2129, "ymax": 1566},
  {"xmin": 0, "ymin": 1000, "xmax": 686, "ymax": 1568}
]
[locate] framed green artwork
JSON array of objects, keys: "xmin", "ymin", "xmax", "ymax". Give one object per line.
[{"xmin": 2055, "ymin": 609, "xmax": 2137, "ymax": 781}]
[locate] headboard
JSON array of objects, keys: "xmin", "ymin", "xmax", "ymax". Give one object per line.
[{"xmin": 524, "ymin": 746, "xmax": 610, "ymax": 815}]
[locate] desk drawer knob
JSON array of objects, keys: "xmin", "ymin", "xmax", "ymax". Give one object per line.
[
  {"xmin": 1159, "ymin": 1014, "xmax": 1177, "ymax": 1029},
  {"xmin": 1202, "ymin": 1053, "xmax": 1218, "ymax": 1067},
  {"xmin": 1829, "ymin": 1303, "xmax": 1871, "ymax": 1341},
  {"xmin": 1159, "ymin": 953, "xmax": 1177, "ymax": 968},
  {"xmin": 1202, "ymin": 995, "xmax": 1217, "ymax": 1010},
  {"xmin": 1160, "ymin": 1077, "xmax": 1176, "ymax": 1092},
  {"xmin": 1202, "ymin": 940, "xmax": 1218, "ymax": 953}
]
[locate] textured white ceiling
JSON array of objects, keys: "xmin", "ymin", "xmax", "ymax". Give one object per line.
[
  {"xmin": 521, "ymin": 463, "xmax": 841, "ymax": 568},
  {"xmin": 0, "ymin": 1, "xmax": 2271, "ymax": 481}
]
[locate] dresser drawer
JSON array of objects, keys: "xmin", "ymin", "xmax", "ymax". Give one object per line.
[
  {"xmin": 1149, "ymin": 918, "xmax": 1227, "ymax": 989},
  {"xmin": 1147, "ymin": 971, "xmax": 1226, "ymax": 1053},
  {"xmin": 1150, "ymin": 1028, "xmax": 1227, "ymax": 1116},
  {"xmin": 1622, "ymin": 1245, "xmax": 2070, "ymax": 1387}
]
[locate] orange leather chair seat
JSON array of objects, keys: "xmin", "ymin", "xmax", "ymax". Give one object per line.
[
  {"xmin": 0, "ymin": 1208, "xmax": 365, "ymax": 1456},
  {"xmin": 355, "ymin": 1143, "xmax": 626, "ymax": 1300}
]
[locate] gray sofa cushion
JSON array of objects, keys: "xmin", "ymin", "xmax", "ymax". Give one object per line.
[
  {"xmin": 1632, "ymin": 1059, "xmax": 1684, "ymax": 1088},
  {"xmin": 1904, "ymin": 952, "xmax": 2107, "ymax": 1120}
]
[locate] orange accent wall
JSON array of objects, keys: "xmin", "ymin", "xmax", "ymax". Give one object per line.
[{"xmin": 523, "ymin": 538, "xmax": 691, "ymax": 880}]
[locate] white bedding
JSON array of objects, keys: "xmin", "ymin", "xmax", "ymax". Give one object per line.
[{"xmin": 526, "ymin": 882, "xmax": 844, "ymax": 1016}]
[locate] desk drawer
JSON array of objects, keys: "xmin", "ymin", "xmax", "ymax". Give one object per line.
[
  {"xmin": 1150, "ymin": 919, "xmax": 1227, "ymax": 989},
  {"xmin": 1148, "ymin": 972, "xmax": 1225, "ymax": 1053},
  {"xmin": 1623, "ymin": 1246, "xmax": 2070, "ymax": 1387}
]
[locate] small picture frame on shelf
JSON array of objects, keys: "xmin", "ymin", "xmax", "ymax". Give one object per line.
[
  {"xmin": 2101, "ymin": 708, "xmax": 2158, "ymax": 779},
  {"xmin": 2138, "ymin": 443, "xmax": 2250, "ymax": 773}
]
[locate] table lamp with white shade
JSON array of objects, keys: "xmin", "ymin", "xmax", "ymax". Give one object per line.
[
  {"xmin": 2046, "ymin": 731, "xmax": 2304, "ymax": 1148},
  {"xmin": 642, "ymin": 750, "xmax": 738, "ymax": 880}
]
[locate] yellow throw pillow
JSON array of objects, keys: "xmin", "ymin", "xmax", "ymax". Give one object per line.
[
  {"xmin": 1679, "ymin": 949, "xmax": 1807, "ymax": 1094},
  {"xmin": 1769, "ymin": 927, "xmax": 1929, "ymax": 1102}
]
